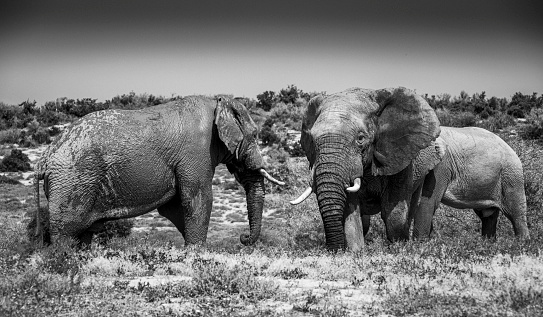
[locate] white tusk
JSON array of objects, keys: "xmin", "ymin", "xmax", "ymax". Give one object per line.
[
  {"xmin": 290, "ymin": 186, "xmax": 313, "ymax": 205},
  {"xmin": 259, "ymin": 168, "xmax": 285, "ymax": 186},
  {"xmin": 346, "ymin": 178, "xmax": 361, "ymax": 193}
]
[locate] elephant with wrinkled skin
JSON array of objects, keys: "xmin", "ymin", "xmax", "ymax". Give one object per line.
[
  {"xmin": 33, "ymin": 96, "xmax": 284, "ymax": 246},
  {"xmin": 290, "ymin": 87, "xmax": 442, "ymax": 251},
  {"xmin": 410, "ymin": 126, "xmax": 529, "ymax": 240}
]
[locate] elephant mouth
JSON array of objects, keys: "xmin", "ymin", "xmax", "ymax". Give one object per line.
[{"xmin": 290, "ymin": 168, "xmax": 362, "ymax": 205}]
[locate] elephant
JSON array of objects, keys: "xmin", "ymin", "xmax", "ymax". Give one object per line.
[
  {"xmin": 32, "ymin": 96, "xmax": 284, "ymax": 246},
  {"xmin": 290, "ymin": 87, "xmax": 442, "ymax": 251},
  {"xmin": 410, "ymin": 126, "xmax": 530, "ymax": 239}
]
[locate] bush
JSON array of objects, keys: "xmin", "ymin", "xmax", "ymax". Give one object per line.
[
  {"xmin": 477, "ymin": 112, "xmax": 516, "ymax": 132},
  {"xmin": 262, "ymin": 145, "xmax": 299, "ymax": 192},
  {"xmin": 436, "ymin": 109, "xmax": 477, "ymax": 127},
  {"xmin": 284, "ymin": 141, "xmax": 305, "ymax": 157},
  {"xmin": 35, "ymin": 108, "xmax": 72, "ymax": 126},
  {"xmin": 21, "ymin": 119, "xmax": 51, "ymax": 146},
  {"xmin": 0, "ymin": 129, "xmax": 21, "ymax": 145},
  {"xmin": 507, "ymin": 105, "xmax": 526, "ymax": 118},
  {"xmin": 256, "ymin": 91, "xmax": 275, "ymax": 111},
  {"xmin": 0, "ymin": 149, "xmax": 31, "ymax": 172},
  {"xmin": 520, "ymin": 109, "xmax": 543, "ymax": 141},
  {"xmin": 0, "ymin": 175, "xmax": 20, "ymax": 184},
  {"xmin": 191, "ymin": 256, "xmax": 277, "ymax": 302},
  {"xmin": 260, "ymin": 121, "xmax": 281, "ymax": 146}
]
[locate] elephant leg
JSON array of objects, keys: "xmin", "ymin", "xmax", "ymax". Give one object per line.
[
  {"xmin": 157, "ymin": 194, "xmax": 185, "ymax": 240},
  {"xmin": 179, "ymin": 184, "xmax": 213, "ymax": 245},
  {"xmin": 412, "ymin": 170, "xmax": 447, "ymax": 240},
  {"xmin": 362, "ymin": 215, "xmax": 371, "ymax": 237},
  {"xmin": 474, "ymin": 208, "xmax": 499, "ymax": 238},
  {"xmin": 344, "ymin": 193, "xmax": 364, "ymax": 252},
  {"xmin": 501, "ymin": 185, "xmax": 530, "ymax": 239}
]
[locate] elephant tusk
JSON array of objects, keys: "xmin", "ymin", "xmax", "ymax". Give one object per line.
[
  {"xmin": 259, "ymin": 168, "xmax": 285, "ymax": 186},
  {"xmin": 346, "ymin": 178, "xmax": 361, "ymax": 193},
  {"xmin": 290, "ymin": 186, "xmax": 313, "ymax": 205}
]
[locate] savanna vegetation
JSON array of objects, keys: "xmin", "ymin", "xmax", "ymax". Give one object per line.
[{"xmin": 1, "ymin": 86, "xmax": 543, "ymax": 316}]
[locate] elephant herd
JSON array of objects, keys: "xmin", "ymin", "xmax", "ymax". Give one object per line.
[{"xmin": 31, "ymin": 87, "xmax": 530, "ymax": 251}]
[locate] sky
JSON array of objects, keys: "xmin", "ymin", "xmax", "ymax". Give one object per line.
[{"xmin": 1, "ymin": 0, "xmax": 542, "ymax": 105}]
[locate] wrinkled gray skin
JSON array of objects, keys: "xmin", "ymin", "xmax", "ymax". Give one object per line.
[
  {"xmin": 295, "ymin": 87, "xmax": 441, "ymax": 251},
  {"xmin": 410, "ymin": 126, "xmax": 529, "ymax": 239},
  {"xmin": 34, "ymin": 96, "xmax": 277, "ymax": 246}
]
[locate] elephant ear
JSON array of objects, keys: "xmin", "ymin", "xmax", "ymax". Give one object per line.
[
  {"xmin": 371, "ymin": 87, "xmax": 440, "ymax": 176},
  {"xmin": 215, "ymin": 97, "xmax": 244, "ymax": 158},
  {"xmin": 412, "ymin": 137, "xmax": 447, "ymax": 181},
  {"xmin": 301, "ymin": 95, "xmax": 324, "ymax": 169}
]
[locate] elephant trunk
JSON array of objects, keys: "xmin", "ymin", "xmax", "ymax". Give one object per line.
[
  {"xmin": 314, "ymin": 136, "xmax": 353, "ymax": 251},
  {"xmin": 315, "ymin": 157, "xmax": 349, "ymax": 250},
  {"xmin": 239, "ymin": 175, "xmax": 265, "ymax": 245}
]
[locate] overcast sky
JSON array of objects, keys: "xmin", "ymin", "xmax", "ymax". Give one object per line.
[{"xmin": 1, "ymin": 0, "xmax": 542, "ymax": 105}]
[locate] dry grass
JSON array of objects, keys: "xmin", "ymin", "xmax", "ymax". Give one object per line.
[{"xmin": 1, "ymin": 134, "xmax": 543, "ymax": 316}]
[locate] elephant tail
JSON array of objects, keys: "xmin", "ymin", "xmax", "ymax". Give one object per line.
[{"xmin": 28, "ymin": 170, "xmax": 49, "ymax": 246}]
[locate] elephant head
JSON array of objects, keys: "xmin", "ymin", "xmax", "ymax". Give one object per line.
[
  {"xmin": 292, "ymin": 87, "xmax": 440, "ymax": 251},
  {"xmin": 215, "ymin": 97, "xmax": 284, "ymax": 245}
]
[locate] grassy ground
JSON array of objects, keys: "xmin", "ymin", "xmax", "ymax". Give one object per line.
[{"xmin": 1, "ymin": 136, "xmax": 543, "ymax": 316}]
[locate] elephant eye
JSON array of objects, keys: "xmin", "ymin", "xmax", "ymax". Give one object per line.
[
  {"xmin": 357, "ymin": 132, "xmax": 366, "ymax": 141},
  {"xmin": 356, "ymin": 132, "xmax": 368, "ymax": 146}
]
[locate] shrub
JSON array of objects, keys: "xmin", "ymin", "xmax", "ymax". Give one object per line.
[
  {"xmin": 262, "ymin": 145, "xmax": 301, "ymax": 192},
  {"xmin": 0, "ymin": 175, "xmax": 20, "ymax": 184},
  {"xmin": 507, "ymin": 105, "xmax": 526, "ymax": 118},
  {"xmin": 521, "ymin": 121, "xmax": 543, "ymax": 141},
  {"xmin": 284, "ymin": 141, "xmax": 305, "ymax": 157},
  {"xmin": 452, "ymin": 112, "xmax": 477, "ymax": 127},
  {"xmin": 22, "ymin": 119, "xmax": 51, "ymax": 145},
  {"xmin": 191, "ymin": 256, "xmax": 277, "ymax": 302},
  {"xmin": 260, "ymin": 118, "xmax": 282, "ymax": 146},
  {"xmin": 269, "ymin": 102, "xmax": 304, "ymax": 130},
  {"xmin": 520, "ymin": 109, "xmax": 543, "ymax": 141},
  {"xmin": 35, "ymin": 107, "xmax": 72, "ymax": 126},
  {"xmin": 0, "ymin": 129, "xmax": 21, "ymax": 145},
  {"xmin": 256, "ymin": 91, "xmax": 275, "ymax": 111},
  {"xmin": 477, "ymin": 112, "xmax": 516, "ymax": 132},
  {"xmin": 0, "ymin": 149, "xmax": 31, "ymax": 172}
]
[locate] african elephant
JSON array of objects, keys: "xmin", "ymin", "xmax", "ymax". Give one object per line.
[
  {"xmin": 290, "ymin": 87, "xmax": 442, "ymax": 251},
  {"xmin": 411, "ymin": 126, "xmax": 529, "ymax": 239},
  {"xmin": 32, "ymin": 96, "xmax": 284, "ymax": 246}
]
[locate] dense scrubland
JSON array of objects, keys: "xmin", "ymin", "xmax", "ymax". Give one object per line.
[{"xmin": 1, "ymin": 86, "xmax": 543, "ymax": 316}]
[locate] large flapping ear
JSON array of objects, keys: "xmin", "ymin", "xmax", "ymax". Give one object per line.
[
  {"xmin": 215, "ymin": 97, "xmax": 244, "ymax": 158},
  {"xmin": 371, "ymin": 87, "xmax": 441, "ymax": 176},
  {"xmin": 301, "ymin": 95, "xmax": 324, "ymax": 169}
]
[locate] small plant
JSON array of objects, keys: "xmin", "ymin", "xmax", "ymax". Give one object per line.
[{"xmin": 275, "ymin": 267, "xmax": 307, "ymax": 279}]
